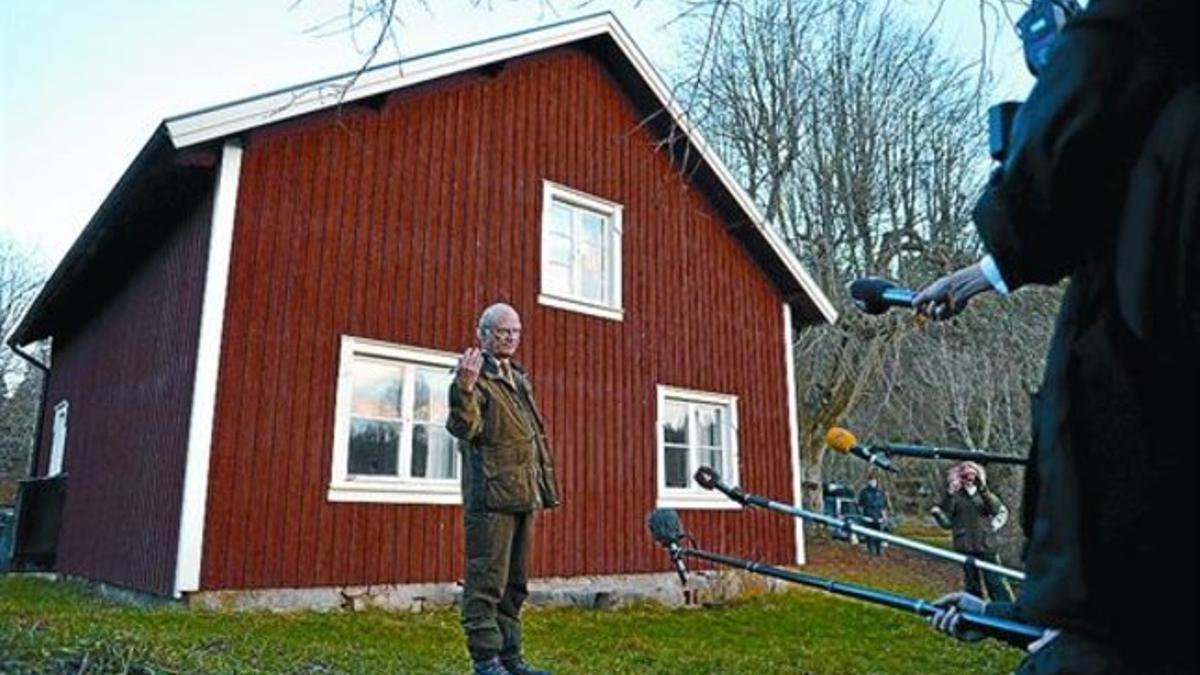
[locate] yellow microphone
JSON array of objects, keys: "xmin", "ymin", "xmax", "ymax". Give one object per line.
[{"xmin": 825, "ymin": 427, "xmax": 897, "ymax": 473}]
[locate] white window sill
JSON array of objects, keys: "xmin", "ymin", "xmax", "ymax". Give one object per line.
[
  {"xmin": 327, "ymin": 482, "xmax": 462, "ymax": 505},
  {"xmin": 538, "ymin": 293, "xmax": 624, "ymax": 322},
  {"xmin": 656, "ymin": 492, "xmax": 743, "ymax": 511}
]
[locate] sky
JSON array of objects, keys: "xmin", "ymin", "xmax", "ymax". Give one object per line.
[{"xmin": 1, "ymin": 1, "xmax": 1035, "ymax": 271}]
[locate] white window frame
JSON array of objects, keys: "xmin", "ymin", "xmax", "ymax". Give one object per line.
[
  {"xmin": 655, "ymin": 385, "xmax": 741, "ymax": 510},
  {"xmin": 48, "ymin": 400, "xmax": 68, "ymax": 476},
  {"xmin": 329, "ymin": 336, "xmax": 462, "ymax": 504},
  {"xmin": 538, "ymin": 180, "xmax": 624, "ymax": 322}
]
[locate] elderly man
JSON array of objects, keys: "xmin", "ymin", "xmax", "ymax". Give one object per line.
[{"xmin": 447, "ymin": 303, "xmax": 559, "ymax": 675}]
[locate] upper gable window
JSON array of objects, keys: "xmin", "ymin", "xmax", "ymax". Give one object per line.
[{"xmin": 538, "ymin": 181, "xmax": 623, "ymax": 321}]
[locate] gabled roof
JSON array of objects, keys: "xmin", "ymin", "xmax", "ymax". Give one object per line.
[{"xmin": 11, "ymin": 12, "xmax": 835, "ymax": 347}]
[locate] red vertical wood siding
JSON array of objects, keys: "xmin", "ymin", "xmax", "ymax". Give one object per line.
[
  {"xmin": 33, "ymin": 191, "xmax": 214, "ymax": 595},
  {"xmin": 201, "ymin": 47, "xmax": 797, "ymax": 589}
]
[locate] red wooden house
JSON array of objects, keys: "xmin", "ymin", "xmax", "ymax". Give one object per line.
[{"xmin": 9, "ymin": 13, "xmax": 836, "ymax": 603}]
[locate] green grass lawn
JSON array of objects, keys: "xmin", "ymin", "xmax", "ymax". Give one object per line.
[
  {"xmin": 891, "ymin": 522, "xmax": 954, "ymax": 550},
  {"xmin": 1, "ymin": 537, "xmax": 1023, "ymax": 674}
]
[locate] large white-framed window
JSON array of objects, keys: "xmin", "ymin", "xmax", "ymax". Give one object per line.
[
  {"xmin": 48, "ymin": 400, "xmax": 68, "ymax": 476},
  {"xmin": 538, "ymin": 180, "xmax": 623, "ymax": 321},
  {"xmin": 329, "ymin": 336, "xmax": 461, "ymax": 504},
  {"xmin": 656, "ymin": 385, "xmax": 741, "ymax": 510}
]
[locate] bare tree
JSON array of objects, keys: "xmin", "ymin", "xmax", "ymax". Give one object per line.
[
  {"xmin": 293, "ymin": 0, "xmax": 694, "ymax": 98},
  {"xmin": 865, "ymin": 285, "xmax": 1060, "ymax": 512},
  {"xmin": 681, "ymin": 0, "xmax": 991, "ymax": 507},
  {"xmin": 0, "ymin": 234, "xmax": 47, "ymax": 502},
  {"xmin": 0, "ymin": 236, "xmax": 45, "ymax": 388},
  {"xmin": 304, "ymin": 1, "xmax": 1029, "ymax": 69}
]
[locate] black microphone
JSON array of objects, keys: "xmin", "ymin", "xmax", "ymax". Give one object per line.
[
  {"xmin": 825, "ymin": 427, "xmax": 898, "ymax": 473},
  {"xmin": 694, "ymin": 466, "xmax": 718, "ymax": 490},
  {"xmin": 848, "ymin": 277, "xmax": 916, "ymax": 315},
  {"xmin": 646, "ymin": 509, "xmax": 689, "ymax": 586},
  {"xmin": 694, "ymin": 466, "xmax": 754, "ymax": 506}
]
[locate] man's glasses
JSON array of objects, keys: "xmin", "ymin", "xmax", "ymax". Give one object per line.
[{"xmin": 487, "ymin": 327, "xmax": 522, "ymax": 339}]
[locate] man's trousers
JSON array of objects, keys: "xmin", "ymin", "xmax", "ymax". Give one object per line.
[{"xmin": 462, "ymin": 509, "xmax": 534, "ymax": 662}]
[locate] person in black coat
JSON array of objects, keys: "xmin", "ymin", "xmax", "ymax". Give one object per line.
[
  {"xmin": 857, "ymin": 476, "xmax": 889, "ymax": 555},
  {"xmin": 915, "ymin": 0, "xmax": 1198, "ymax": 671}
]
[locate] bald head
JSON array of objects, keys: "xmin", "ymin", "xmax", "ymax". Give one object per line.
[{"xmin": 477, "ymin": 303, "xmax": 522, "ymax": 359}]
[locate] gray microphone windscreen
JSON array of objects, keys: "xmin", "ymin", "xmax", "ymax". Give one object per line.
[{"xmin": 646, "ymin": 508, "xmax": 682, "ymax": 546}]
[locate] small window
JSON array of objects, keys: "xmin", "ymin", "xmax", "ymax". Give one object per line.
[
  {"xmin": 329, "ymin": 337, "xmax": 461, "ymax": 504},
  {"xmin": 48, "ymin": 400, "xmax": 68, "ymax": 476},
  {"xmin": 656, "ymin": 386, "xmax": 740, "ymax": 509},
  {"xmin": 539, "ymin": 181, "xmax": 623, "ymax": 321}
]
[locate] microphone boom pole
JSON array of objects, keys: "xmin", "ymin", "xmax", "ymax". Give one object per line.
[
  {"xmin": 647, "ymin": 506, "xmax": 1043, "ymax": 649},
  {"xmin": 676, "ymin": 544, "xmax": 1043, "ymax": 649},
  {"xmin": 879, "ymin": 442, "xmax": 1028, "ymax": 466},
  {"xmin": 694, "ymin": 467, "xmax": 1025, "ymax": 582}
]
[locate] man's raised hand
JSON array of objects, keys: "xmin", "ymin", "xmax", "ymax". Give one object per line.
[{"xmin": 457, "ymin": 347, "xmax": 484, "ymax": 393}]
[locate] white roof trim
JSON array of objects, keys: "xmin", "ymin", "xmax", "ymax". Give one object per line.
[
  {"xmin": 165, "ymin": 13, "xmax": 836, "ymax": 324},
  {"xmin": 164, "ymin": 16, "xmax": 616, "ymax": 149}
]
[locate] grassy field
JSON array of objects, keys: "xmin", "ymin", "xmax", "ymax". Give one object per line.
[{"xmin": 1, "ymin": 534, "xmax": 1023, "ymax": 674}]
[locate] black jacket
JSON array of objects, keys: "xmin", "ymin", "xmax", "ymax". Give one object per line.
[
  {"xmin": 857, "ymin": 486, "xmax": 888, "ymax": 520},
  {"xmin": 936, "ymin": 489, "xmax": 1006, "ymax": 554},
  {"xmin": 974, "ymin": 0, "xmax": 1198, "ymax": 661}
]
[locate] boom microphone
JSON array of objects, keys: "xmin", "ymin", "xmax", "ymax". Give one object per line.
[
  {"xmin": 668, "ymin": 541, "xmax": 1043, "ymax": 648},
  {"xmin": 646, "ymin": 509, "xmax": 689, "ymax": 585},
  {"xmin": 693, "ymin": 466, "xmax": 1026, "ymax": 581},
  {"xmin": 848, "ymin": 277, "xmax": 916, "ymax": 315},
  {"xmin": 647, "ymin": 508, "xmax": 683, "ymax": 545},
  {"xmin": 693, "ymin": 466, "xmax": 745, "ymax": 500},
  {"xmin": 826, "ymin": 427, "xmax": 897, "ymax": 473},
  {"xmin": 879, "ymin": 441, "xmax": 1028, "ymax": 466},
  {"xmin": 827, "ymin": 428, "xmax": 1027, "ymax": 466}
]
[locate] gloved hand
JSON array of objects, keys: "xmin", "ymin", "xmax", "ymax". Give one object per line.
[
  {"xmin": 990, "ymin": 505, "xmax": 1009, "ymax": 532},
  {"xmin": 928, "ymin": 592, "xmax": 989, "ymax": 643},
  {"xmin": 929, "ymin": 506, "xmax": 951, "ymax": 529}
]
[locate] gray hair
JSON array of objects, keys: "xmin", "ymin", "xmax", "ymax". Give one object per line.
[{"xmin": 477, "ymin": 303, "xmax": 519, "ymax": 334}]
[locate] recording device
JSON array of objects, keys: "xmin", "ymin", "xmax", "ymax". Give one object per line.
[
  {"xmin": 1016, "ymin": 0, "xmax": 1082, "ymax": 77},
  {"xmin": 646, "ymin": 508, "xmax": 689, "ymax": 585},
  {"xmin": 847, "ymin": 277, "xmax": 916, "ymax": 315},
  {"xmin": 988, "ymin": 101, "xmax": 1023, "ymax": 162},
  {"xmin": 989, "ymin": 0, "xmax": 1082, "ymax": 163}
]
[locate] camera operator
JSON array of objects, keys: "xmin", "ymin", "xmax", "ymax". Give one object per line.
[
  {"xmin": 929, "ymin": 462, "xmax": 1014, "ymax": 603},
  {"xmin": 916, "ymin": 0, "xmax": 1198, "ymax": 671}
]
